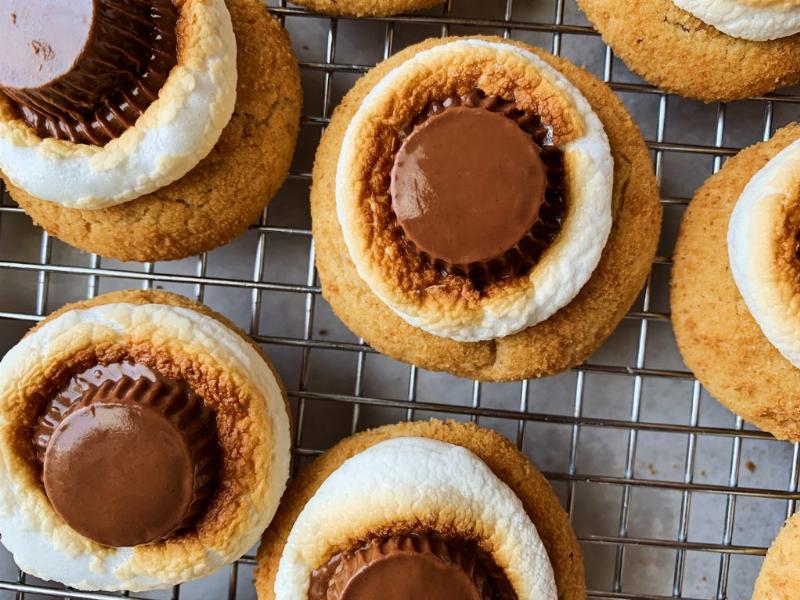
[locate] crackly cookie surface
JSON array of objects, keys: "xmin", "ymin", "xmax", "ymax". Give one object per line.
[
  {"xmin": 0, "ymin": 290, "xmax": 291, "ymax": 591},
  {"xmin": 312, "ymin": 35, "xmax": 660, "ymax": 380},
  {"xmin": 289, "ymin": 0, "xmax": 441, "ymax": 16},
  {"xmin": 2, "ymin": 0, "xmax": 301, "ymax": 262},
  {"xmin": 672, "ymin": 123, "xmax": 800, "ymax": 442},
  {"xmin": 577, "ymin": 0, "xmax": 800, "ymax": 102},
  {"xmin": 255, "ymin": 420, "xmax": 585, "ymax": 600},
  {"xmin": 753, "ymin": 512, "xmax": 800, "ymax": 599}
]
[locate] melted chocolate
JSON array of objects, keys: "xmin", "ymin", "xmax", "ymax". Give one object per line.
[
  {"xmin": 309, "ymin": 533, "xmax": 518, "ymax": 600},
  {"xmin": 0, "ymin": 0, "xmax": 179, "ymax": 146},
  {"xmin": 33, "ymin": 362, "xmax": 219, "ymax": 547}
]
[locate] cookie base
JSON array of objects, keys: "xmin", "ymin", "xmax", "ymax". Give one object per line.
[
  {"xmin": 2, "ymin": 0, "xmax": 301, "ymax": 262},
  {"xmin": 311, "ymin": 36, "xmax": 661, "ymax": 382},
  {"xmin": 672, "ymin": 123, "xmax": 800, "ymax": 441},
  {"xmin": 289, "ymin": 0, "xmax": 441, "ymax": 16},
  {"xmin": 255, "ymin": 419, "xmax": 585, "ymax": 600},
  {"xmin": 753, "ymin": 512, "xmax": 800, "ymax": 599},
  {"xmin": 577, "ymin": 0, "xmax": 800, "ymax": 102}
]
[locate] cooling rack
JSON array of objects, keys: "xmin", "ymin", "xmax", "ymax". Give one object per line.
[{"xmin": 1, "ymin": 1, "xmax": 799, "ymax": 598}]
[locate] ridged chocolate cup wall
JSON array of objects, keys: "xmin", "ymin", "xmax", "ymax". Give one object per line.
[
  {"xmin": 34, "ymin": 361, "xmax": 219, "ymax": 548},
  {"xmin": 0, "ymin": 0, "xmax": 179, "ymax": 145}
]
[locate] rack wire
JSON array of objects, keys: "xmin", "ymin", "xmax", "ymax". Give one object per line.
[{"xmin": 0, "ymin": 1, "xmax": 798, "ymax": 598}]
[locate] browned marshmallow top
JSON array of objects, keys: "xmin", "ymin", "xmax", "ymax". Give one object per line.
[
  {"xmin": 309, "ymin": 534, "xmax": 517, "ymax": 600},
  {"xmin": 33, "ymin": 362, "xmax": 218, "ymax": 548},
  {"xmin": 0, "ymin": 0, "xmax": 179, "ymax": 146}
]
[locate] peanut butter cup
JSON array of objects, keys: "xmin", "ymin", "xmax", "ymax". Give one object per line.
[
  {"xmin": 0, "ymin": 0, "xmax": 179, "ymax": 145},
  {"xmin": 390, "ymin": 90, "xmax": 566, "ymax": 288},
  {"xmin": 33, "ymin": 361, "xmax": 218, "ymax": 548},
  {"xmin": 309, "ymin": 533, "xmax": 517, "ymax": 600}
]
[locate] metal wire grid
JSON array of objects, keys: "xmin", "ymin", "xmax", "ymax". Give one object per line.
[{"xmin": 0, "ymin": 0, "xmax": 798, "ymax": 598}]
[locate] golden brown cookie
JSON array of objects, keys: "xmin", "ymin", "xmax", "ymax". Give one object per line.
[
  {"xmin": 289, "ymin": 0, "xmax": 441, "ymax": 16},
  {"xmin": 576, "ymin": 0, "xmax": 800, "ymax": 102},
  {"xmin": 311, "ymin": 35, "xmax": 661, "ymax": 382},
  {"xmin": 0, "ymin": 289, "xmax": 291, "ymax": 590},
  {"xmin": 255, "ymin": 419, "xmax": 585, "ymax": 600},
  {"xmin": 672, "ymin": 123, "xmax": 800, "ymax": 442},
  {"xmin": 1, "ymin": 0, "xmax": 301, "ymax": 262},
  {"xmin": 753, "ymin": 512, "xmax": 800, "ymax": 599}
]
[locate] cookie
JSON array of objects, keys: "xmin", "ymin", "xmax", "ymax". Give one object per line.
[
  {"xmin": 311, "ymin": 35, "xmax": 661, "ymax": 381},
  {"xmin": 576, "ymin": 0, "xmax": 800, "ymax": 102},
  {"xmin": 255, "ymin": 420, "xmax": 585, "ymax": 600},
  {"xmin": 672, "ymin": 123, "xmax": 800, "ymax": 441},
  {"xmin": 753, "ymin": 512, "xmax": 800, "ymax": 599},
  {"xmin": 0, "ymin": 0, "xmax": 301, "ymax": 262},
  {"xmin": 0, "ymin": 289, "xmax": 291, "ymax": 591},
  {"xmin": 289, "ymin": 0, "xmax": 441, "ymax": 17}
]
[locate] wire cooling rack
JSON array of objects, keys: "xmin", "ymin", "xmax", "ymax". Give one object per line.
[{"xmin": 1, "ymin": 1, "xmax": 799, "ymax": 598}]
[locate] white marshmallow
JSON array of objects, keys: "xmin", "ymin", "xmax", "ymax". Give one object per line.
[
  {"xmin": 336, "ymin": 39, "xmax": 613, "ymax": 342},
  {"xmin": 274, "ymin": 437, "xmax": 557, "ymax": 600},
  {"xmin": 673, "ymin": 0, "xmax": 800, "ymax": 41},
  {"xmin": 0, "ymin": 302, "xmax": 291, "ymax": 591},
  {"xmin": 0, "ymin": 0, "xmax": 237, "ymax": 209},
  {"xmin": 728, "ymin": 138, "xmax": 800, "ymax": 368}
]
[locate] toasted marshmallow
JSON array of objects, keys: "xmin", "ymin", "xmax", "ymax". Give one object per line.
[
  {"xmin": 0, "ymin": 302, "xmax": 290, "ymax": 591},
  {"xmin": 336, "ymin": 39, "xmax": 613, "ymax": 342},
  {"xmin": 274, "ymin": 437, "xmax": 557, "ymax": 599},
  {"xmin": 673, "ymin": 0, "xmax": 800, "ymax": 41},
  {"xmin": 728, "ymin": 138, "xmax": 800, "ymax": 368},
  {"xmin": 0, "ymin": 0, "xmax": 237, "ymax": 209}
]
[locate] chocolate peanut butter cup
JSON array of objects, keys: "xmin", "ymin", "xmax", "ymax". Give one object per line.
[
  {"xmin": 390, "ymin": 89, "xmax": 566, "ymax": 289},
  {"xmin": 309, "ymin": 533, "xmax": 517, "ymax": 600},
  {"xmin": 0, "ymin": 289, "xmax": 293, "ymax": 590},
  {"xmin": 33, "ymin": 361, "xmax": 218, "ymax": 548},
  {"xmin": 0, "ymin": 0, "xmax": 179, "ymax": 146}
]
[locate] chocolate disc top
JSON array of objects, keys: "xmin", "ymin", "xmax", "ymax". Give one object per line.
[
  {"xmin": 0, "ymin": 0, "xmax": 94, "ymax": 90},
  {"xmin": 309, "ymin": 534, "xmax": 517, "ymax": 600},
  {"xmin": 0, "ymin": 0, "xmax": 179, "ymax": 146},
  {"xmin": 33, "ymin": 362, "xmax": 218, "ymax": 548},
  {"xmin": 390, "ymin": 95, "xmax": 548, "ymax": 267}
]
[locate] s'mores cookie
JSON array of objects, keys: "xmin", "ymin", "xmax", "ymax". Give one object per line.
[
  {"xmin": 255, "ymin": 420, "xmax": 585, "ymax": 600},
  {"xmin": 672, "ymin": 123, "xmax": 800, "ymax": 441},
  {"xmin": 577, "ymin": 0, "xmax": 800, "ymax": 102},
  {"xmin": 311, "ymin": 35, "xmax": 661, "ymax": 381},
  {"xmin": 0, "ymin": 290, "xmax": 291, "ymax": 591},
  {"xmin": 0, "ymin": 0, "xmax": 301, "ymax": 261}
]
